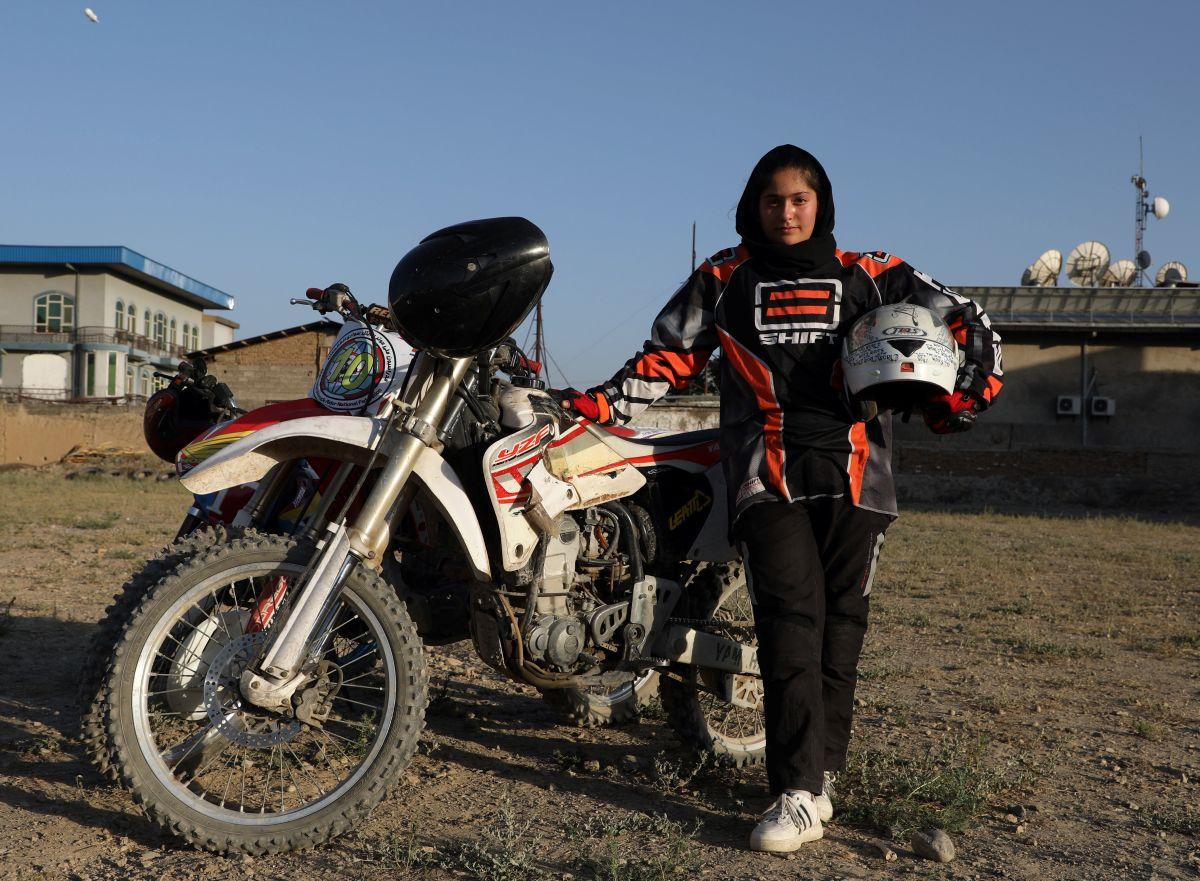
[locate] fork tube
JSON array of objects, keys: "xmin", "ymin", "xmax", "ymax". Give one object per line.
[
  {"xmin": 298, "ymin": 462, "xmax": 355, "ymax": 542},
  {"xmin": 231, "ymin": 461, "xmax": 296, "ymax": 529},
  {"xmin": 345, "ymin": 355, "xmax": 471, "ymax": 559},
  {"xmin": 251, "ymin": 356, "xmax": 470, "ymax": 682}
]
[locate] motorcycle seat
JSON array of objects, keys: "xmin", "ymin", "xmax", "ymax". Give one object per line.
[{"xmin": 600, "ymin": 424, "xmax": 718, "ymax": 448}]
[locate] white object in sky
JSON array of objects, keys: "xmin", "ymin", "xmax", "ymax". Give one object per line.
[
  {"xmin": 1153, "ymin": 196, "xmax": 1170, "ymax": 220},
  {"xmin": 84, "ymin": 8, "xmax": 99, "ymax": 22},
  {"xmin": 1065, "ymin": 241, "xmax": 1111, "ymax": 287}
]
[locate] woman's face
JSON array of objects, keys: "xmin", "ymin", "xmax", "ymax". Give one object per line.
[{"xmin": 758, "ymin": 168, "xmax": 819, "ymax": 245}]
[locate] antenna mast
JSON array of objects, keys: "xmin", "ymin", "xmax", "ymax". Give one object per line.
[
  {"xmin": 691, "ymin": 221, "xmax": 697, "ymax": 273},
  {"xmin": 1132, "ymin": 136, "xmax": 1148, "ymax": 286},
  {"xmin": 533, "ymin": 301, "xmax": 545, "ymax": 374}
]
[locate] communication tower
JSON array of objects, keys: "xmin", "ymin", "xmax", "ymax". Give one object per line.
[{"xmin": 1131, "ymin": 137, "xmax": 1170, "ymax": 286}]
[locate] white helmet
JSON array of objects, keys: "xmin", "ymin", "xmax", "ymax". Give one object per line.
[{"xmin": 841, "ymin": 304, "xmax": 959, "ymax": 408}]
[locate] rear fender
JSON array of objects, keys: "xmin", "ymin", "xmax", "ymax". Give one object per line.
[{"xmin": 179, "ymin": 412, "xmax": 492, "ymax": 582}]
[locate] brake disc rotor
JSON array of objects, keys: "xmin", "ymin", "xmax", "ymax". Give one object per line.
[{"xmin": 202, "ymin": 632, "xmax": 303, "ymax": 748}]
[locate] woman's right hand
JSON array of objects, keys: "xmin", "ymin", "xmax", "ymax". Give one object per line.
[{"xmin": 552, "ymin": 388, "xmax": 602, "ymax": 422}]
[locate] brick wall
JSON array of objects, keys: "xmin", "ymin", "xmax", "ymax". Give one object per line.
[{"xmin": 201, "ymin": 329, "xmax": 336, "ymax": 409}]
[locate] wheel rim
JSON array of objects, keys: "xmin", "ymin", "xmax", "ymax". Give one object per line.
[
  {"xmin": 572, "ymin": 669, "xmax": 655, "ymax": 708},
  {"xmin": 129, "ymin": 560, "xmax": 398, "ymax": 824},
  {"xmin": 696, "ymin": 572, "xmax": 765, "ymax": 748}
]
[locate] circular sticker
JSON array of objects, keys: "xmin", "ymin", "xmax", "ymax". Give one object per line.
[{"xmin": 314, "ymin": 326, "xmax": 398, "ymax": 412}]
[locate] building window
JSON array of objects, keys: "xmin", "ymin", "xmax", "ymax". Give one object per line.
[
  {"xmin": 107, "ymin": 352, "xmax": 118, "ymax": 396},
  {"xmin": 182, "ymin": 322, "xmax": 190, "ymax": 347},
  {"xmin": 144, "ymin": 310, "xmax": 151, "ymax": 337},
  {"xmin": 126, "ymin": 363, "xmax": 134, "ymax": 395},
  {"xmin": 34, "ymin": 291, "xmax": 75, "ymax": 333},
  {"xmin": 170, "ymin": 318, "xmax": 177, "ymax": 345},
  {"xmin": 115, "ymin": 300, "xmax": 125, "ymax": 330},
  {"xmin": 85, "ymin": 352, "xmax": 96, "ymax": 397},
  {"xmin": 153, "ymin": 313, "xmax": 167, "ymax": 347},
  {"xmin": 192, "ymin": 326, "xmax": 200, "ymax": 350},
  {"xmin": 140, "ymin": 368, "xmax": 152, "ymax": 398},
  {"xmin": 128, "ymin": 304, "xmax": 136, "ymax": 333}
]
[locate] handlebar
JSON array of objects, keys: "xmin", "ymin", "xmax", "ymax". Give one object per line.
[{"xmin": 291, "ymin": 284, "xmax": 393, "ymax": 328}]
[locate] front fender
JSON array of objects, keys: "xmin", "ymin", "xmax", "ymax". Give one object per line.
[
  {"xmin": 180, "ymin": 413, "xmax": 386, "ymax": 494},
  {"xmin": 179, "ymin": 416, "xmax": 492, "ymax": 582}
]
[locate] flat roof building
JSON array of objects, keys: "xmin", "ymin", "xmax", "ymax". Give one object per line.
[{"xmin": 0, "ymin": 245, "xmax": 238, "ymax": 401}]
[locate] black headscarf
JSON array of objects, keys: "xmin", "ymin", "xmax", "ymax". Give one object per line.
[{"xmin": 735, "ymin": 145, "xmax": 837, "ymax": 276}]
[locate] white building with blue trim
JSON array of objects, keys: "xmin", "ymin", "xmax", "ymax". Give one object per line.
[{"xmin": 0, "ymin": 245, "xmax": 238, "ymax": 399}]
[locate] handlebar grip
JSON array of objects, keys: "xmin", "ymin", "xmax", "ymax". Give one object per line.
[{"xmin": 305, "ymin": 287, "xmax": 324, "ymax": 300}]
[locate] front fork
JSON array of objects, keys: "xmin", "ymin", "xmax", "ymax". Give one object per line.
[{"xmin": 239, "ymin": 354, "xmax": 472, "ymax": 710}]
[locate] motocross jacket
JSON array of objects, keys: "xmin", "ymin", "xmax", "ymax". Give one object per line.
[{"xmin": 588, "ymin": 247, "xmax": 1004, "ymax": 519}]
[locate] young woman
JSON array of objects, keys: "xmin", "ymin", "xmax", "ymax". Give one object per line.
[{"xmin": 560, "ymin": 145, "xmax": 1003, "ymax": 852}]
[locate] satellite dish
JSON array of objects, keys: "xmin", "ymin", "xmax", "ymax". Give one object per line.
[
  {"xmin": 84, "ymin": 7, "xmax": 99, "ymax": 22},
  {"xmin": 1102, "ymin": 260, "xmax": 1137, "ymax": 287},
  {"xmin": 1065, "ymin": 241, "xmax": 1111, "ymax": 287},
  {"xmin": 1136, "ymin": 250, "xmax": 1152, "ymax": 270},
  {"xmin": 1153, "ymin": 197, "xmax": 1170, "ymax": 220},
  {"xmin": 1022, "ymin": 249, "xmax": 1061, "ymax": 286},
  {"xmin": 1156, "ymin": 261, "xmax": 1189, "ymax": 286}
]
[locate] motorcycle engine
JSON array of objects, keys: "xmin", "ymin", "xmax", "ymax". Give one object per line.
[{"xmin": 524, "ymin": 513, "xmax": 589, "ymax": 671}]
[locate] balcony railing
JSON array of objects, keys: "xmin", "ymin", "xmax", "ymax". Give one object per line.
[
  {"xmin": 960, "ymin": 287, "xmax": 1200, "ymax": 328},
  {"xmin": 0, "ymin": 325, "xmax": 191, "ymax": 359},
  {"xmin": 0, "ymin": 387, "xmax": 148, "ymax": 404}
]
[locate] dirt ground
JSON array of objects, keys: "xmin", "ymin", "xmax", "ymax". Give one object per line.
[{"xmin": 0, "ymin": 465, "xmax": 1197, "ymax": 881}]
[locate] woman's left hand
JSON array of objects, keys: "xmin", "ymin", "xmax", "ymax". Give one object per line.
[{"xmin": 923, "ymin": 390, "xmax": 981, "ymax": 434}]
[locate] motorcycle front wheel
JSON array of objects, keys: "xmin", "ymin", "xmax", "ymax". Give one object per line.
[{"xmin": 102, "ymin": 533, "xmax": 427, "ymax": 854}]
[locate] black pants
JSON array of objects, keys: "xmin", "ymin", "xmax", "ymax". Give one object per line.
[{"xmin": 734, "ymin": 498, "xmax": 891, "ymax": 796}]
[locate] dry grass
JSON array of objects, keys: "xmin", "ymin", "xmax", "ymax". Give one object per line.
[
  {"xmin": 0, "ymin": 468, "xmax": 1198, "ymax": 880},
  {"xmin": 837, "ymin": 734, "xmax": 1042, "ymax": 835}
]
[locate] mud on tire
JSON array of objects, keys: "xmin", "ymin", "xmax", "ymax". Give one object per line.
[
  {"xmin": 538, "ymin": 670, "xmax": 660, "ymax": 728},
  {"xmin": 102, "ymin": 533, "xmax": 428, "ymax": 854},
  {"xmin": 660, "ymin": 562, "xmax": 764, "ymax": 767}
]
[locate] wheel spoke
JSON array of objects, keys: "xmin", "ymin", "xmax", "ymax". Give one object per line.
[{"xmin": 122, "ymin": 546, "xmax": 410, "ymax": 825}]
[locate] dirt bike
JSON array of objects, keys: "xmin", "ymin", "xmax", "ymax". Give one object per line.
[
  {"xmin": 79, "ymin": 302, "xmax": 656, "ymax": 781},
  {"xmin": 98, "ymin": 247, "xmax": 761, "ymax": 855}
]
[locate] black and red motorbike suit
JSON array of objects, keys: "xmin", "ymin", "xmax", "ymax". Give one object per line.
[
  {"xmin": 587, "ymin": 245, "xmax": 1004, "ymax": 520},
  {"xmin": 584, "ymin": 245, "xmax": 1004, "ymax": 796}
]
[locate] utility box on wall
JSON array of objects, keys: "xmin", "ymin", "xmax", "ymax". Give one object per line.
[{"xmin": 1056, "ymin": 395, "xmax": 1081, "ymax": 416}]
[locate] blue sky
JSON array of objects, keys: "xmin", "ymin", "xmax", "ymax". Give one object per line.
[{"xmin": 3, "ymin": 1, "xmax": 1197, "ymax": 386}]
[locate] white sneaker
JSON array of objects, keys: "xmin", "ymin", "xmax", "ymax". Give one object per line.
[
  {"xmin": 749, "ymin": 790, "xmax": 823, "ymax": 853},
  {"xmin": 814, "ymin": 771, "xmax": 837, "ymax": 823}
]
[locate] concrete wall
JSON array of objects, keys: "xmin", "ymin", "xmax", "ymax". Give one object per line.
[
  {"xmin": 0, "ymin": 401, "xmax": 144, "ymax": 465},
  {"xmin": 201, "ymin": 316, "xmax": 237, "ymax": 349},
  {"xmin": 631, "ymin": 397, "xmax": 720, "ymax": 432},
  {"xmin": 0, "ymin": 268, "xmax": 208, "ymax": 337},
  {"xmin": 102, "ymin": 274, "xmax": 207, "ymax": 342},
  {"xmin": 201, "ymin": 330, "xmax": 336, "ymax": 409},
  {"xmin": 911, "ymin": 339, "xmax": 1200, "ymax": 452},
  {"xmin": 0, "ymin": 268, "xmax": 102, "ymax": 325},
  {"xmin": 633, "ymin": 337, "xmax": 1200, "ymax": 453}
]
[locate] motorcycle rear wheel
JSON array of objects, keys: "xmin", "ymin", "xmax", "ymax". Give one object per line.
[
  {"xmin": 538, "ymin": 670, "xmax": 660, "ymax": 728},
  {"xmin": 660, "ymin": 562, "xmax": 765, "ymax": 767},
  {"xmin": 102, "ymin": 533, "xmax": 427, "ymax": 854}
]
